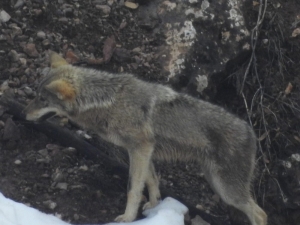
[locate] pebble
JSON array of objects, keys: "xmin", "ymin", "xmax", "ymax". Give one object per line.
[
  {"xmin": 66, "ymin": 50, "xmax": 80, "ymax": 63},
  {"xmin": 56, "ymin": 182, "xmax": 68, "ymax": 190},
  {"xmin": 132, "ymin": 47, "xmax": 141, "ymax": 52},
  {"xmin": 37, "ymin": 31, "xmax": 46, "ymax": 39},
  {"xmin": 96, "ymin": 5, "xmax": 111, "ymax": 15},
  {"xmin": 23, "ymin": 43, "xmax": 39, "ymax": 57},
  {"xmin": 124, "ymin": 1, "xmax": 139, "ymax": 9},
  {"xmin": 0, "ymin": 121, "xmax": 5, "ymax": 129},
  {"xmin": 17, "ymin": 89, "xmax": 26, "ymax": 97},
  {"xmin": 46, "ymin": 144, "xmax": 61, "ymax": 150},
  {"xmin": 43, "ymin": 200, "xmax": 57, "ymax": 210},
  {"xmin": 113, "ymin": 48, "xmax": 131, "ymax": 62},
  {"xmin": 42, "ymin": 39, "xmax": 50, "ymax": 46},
  {"xmin": 191, "ymin": 215, "xmax": 210, "ymax": 225},
  {"xmin": 38, "ymin": 149, "xmax": 49, "ymax": 157},
  {"xmin": 107, "ymin": 0, "xmax": 115, "ymax": 6},
  {"xmin": 10, "ymin": 25, "xmax": 23, "ymax": 38},
  {"xmin": 0, "ymin": 10, "xmax": 11, "ymax": 23},
  {"xmin": 14, "ymin": 159, "xmax": 22, "ymax": 165},
  {"xmin": 3, "ymin": 118, "xmax": 20, "ymax": 141},
  {"xmin": 52, "ymin": 171, "xmax": 65, "ymax": 182},
  {"xmin": 79, "ymin": 165, "xmax": 88, "ymax": 171},
  {"xmin": 8, "ymin": 50, "xmax": 20, "ymax": 62},
  {"xmin": 73, "ymin": 214, "xmax": 79, "ymax": 220},
  {"xmin": 93, "ymin": 0, "xmax": 106, "ymax": 4},
  {"xmin": 291, "ymin": 153, "xmax": 300, "ymax": 162},
  {"xmin": 62, "ymin": 147, "xmax": 77, "ymax": 154},
  {"xmin": 0, "ymin": 34, "xmax": 6, "ymax": 41},
  {"xmin": 23, "ymin": 86, "xmax": 33, "ymax": 96},
  {"xmin": 14, "ymin": 0, "xmax": 25, "ymax": 9},
  {"xmin": 19, "ymin": 58, "xmax": 27, "ymax": 66}
]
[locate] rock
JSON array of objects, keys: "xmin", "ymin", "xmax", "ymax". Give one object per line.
[
  {"xmin": 38, "ymin": 149, "xmax": 48, "ymax": 157},
  {"xmin": 37, "ymin": 31, "xmax": 46, "ymax": 39},
  {"xmin": 0, "ymin": 120, "xmax": 5, "ymax": 129},
  {"xmin": 96, "ymin": 5, "xmax": 111, "ymax": 15},
  {"xmin": 291, "ymin": 154, "xmax": 300, "ymax": 162},
  {"xmin": 10, "ymin": 24, "xmax": 22, "ymax": 38},
  {"xmin": 14, "ymin": 159, "xmax": 22, "ymax": 165},
  {"xmin": 113, "ymin": 48, "xmax": 131, "ymax": 62},
  {"xmin": 56, "ymin": 182, "xmax": 68, "ymax": 190},
  {"xmin": 107, "ymin": 0, "xmax": 115, "ymax": 6},
  {"xmin": 73, "ymin": 214, "xmax": 79, "ymax": 220},
  {"xmin": 124, "ymin": 1, "xmax": 139, "ymax": 9},
  {"xmin": 46, "ymin": 144, "xmax": 61, "ymax": 150},
  {"xmin": 52, "ymin": 171, "xmax": 65, "ymax": 182},
  {"xmin": 17, "ymin": 89, "xmax": 26, "ymax": 97},
  {"xmin": 19, "ymin": 58, "xmax": 27, "ymax": 66},
  {"xmin": 23, "ymin": 86, "xmax": 33, "ymax": 96},
  {"xmin": 292, "ymin": 28, "xmax": 300, "ymax": 37},
  {"xmin": 195, "ymin": 75, "xmax": 208, "ymax": 93},
  {"xmin": 32, "ymin": 9, "xmax": 42, "ymax": 16},
  {"xmin": 42, "ymin": 39, "xmax": 50, "ymax": 46},
  {"xmin": 14, "ymin": 0, "xmax": 25, "ymax": 9},
  {"xmin": 191, "ymin": 215, "xmax": 210, "ymax": 225},
  {"xmin": 0, "ymin": 34, "xmax": 6, "ymax": 41},
  {"xmin": 0, "ymin": 10, "xmax": 11, "ymax": 23},
  {"xmin": 79, "ymin": 165, "xmax": 88, "ymax": 171},
  {"xmin": 8, "ymin": 50, "xmax": 20, "ymax": 62},
  {"xmin": 65, "ymin": 50, "xmax": 80, "ymax": 63},
  {"xmin": 23, "ymin": 43, "xmax": 39, "ymax": 57},
  {"xmin": 92, "ymin": 0, "xmax": 106, "ymax": 4},
  {"xmin": 136, "ymin": 0, "xmax": 250, "ymax": 94},
  {"xmin": 87, "ymin": 58, "xmax": 104, "ymax": 65},
  {"xmin": 62, "ymin": 147, "xmax": 77, "ymax": 154},
  {"xmin": 43, "ymin": 200, "xmax": 57, "ymax": 210},
  {"xmin": 3, "ymin": 118, "xmax": 20, "ymax": 141},
  {"xmin": 103, "ymin": 35, "xmax": 116, "ymax": 63}
]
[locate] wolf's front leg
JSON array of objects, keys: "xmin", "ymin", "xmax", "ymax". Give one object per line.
[
  {"xmin": 115, "ymin": 142, "xmax": 154, "ymax": 222},
  {"xmin": 143, "ymin": 161, "xmax": 161, "ymax": 210}
]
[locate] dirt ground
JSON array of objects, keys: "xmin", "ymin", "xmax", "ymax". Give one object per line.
[{"xmin": 0, "ymin": 0, "xmax": 300, "ymax": 225}]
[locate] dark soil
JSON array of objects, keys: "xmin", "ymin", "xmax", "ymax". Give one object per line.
[{"xmin": 0, "ymin": 0, "xmax": 300, "ymax": 225}]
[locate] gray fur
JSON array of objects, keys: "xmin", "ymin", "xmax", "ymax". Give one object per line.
[{"xmin": 24, "ymin": 64, "xmax": 267, "ymax": 225}]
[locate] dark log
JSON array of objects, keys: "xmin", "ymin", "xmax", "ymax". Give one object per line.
[{"xmin": 0, "ymin": 94, "xmax": 224, "ymax": 225}]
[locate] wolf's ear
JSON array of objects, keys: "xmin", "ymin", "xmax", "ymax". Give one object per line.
[
  {"xmin": 49, "ymin": 51, "xmax": 69, "ymax": 68},
  {"xmin": 45, "ymin": 79, "xmax": 76, "ymax": 101}
]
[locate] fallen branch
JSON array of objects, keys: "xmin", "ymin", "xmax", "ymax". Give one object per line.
[{"xmin": 0, "ymin": 94, "xmax": 224, "ymax": 225}]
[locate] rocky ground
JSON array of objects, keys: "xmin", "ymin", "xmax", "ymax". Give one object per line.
[{"xmin": 0, "ymin": 0, "xmax": 300, "ymax": 225}]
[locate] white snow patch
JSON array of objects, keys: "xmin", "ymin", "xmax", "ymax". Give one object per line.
[
  {"xmin": 107, "ymin": 197, "xmax": 188, "ymax": 225},
  {"xmin": 0, "ymin": 192, "xmax": 69, "ymax": 225},
  {"xmin": 0, "ymin": 192, "xmax": 189, "ymax": 225}
]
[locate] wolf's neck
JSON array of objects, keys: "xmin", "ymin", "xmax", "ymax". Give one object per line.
[{"xmin": 74, "ymin": 69, "xmax": 132, "ymax": 112}]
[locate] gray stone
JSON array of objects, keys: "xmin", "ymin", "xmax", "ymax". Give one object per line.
[
  {"xmin": 0, "ymin": 10, "xmax": 11, "ymax": 23},
  {"xmin": 37, "ymin": 31, "xmax": 46, "ymax": 39},
  {"xmin": 3, "ymin": 118, "xmax": 20, "ymax": 141},
  {"xmin": 56, "ymin": 182, "xmax": 68, "ymax": 190},
  {"xmin": 96, "ymin": 5, "xmax": 111, "ymax": 15},
  {"xmin": 14, "ymin": 0, "xmax": 25, "ymax": 9},
  {"xmin": 137, "ymin": 0, "xmax": 250, "ymax": 94}
]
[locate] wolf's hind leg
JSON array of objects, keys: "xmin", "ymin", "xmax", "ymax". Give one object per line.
[
  {"xmin": 143, "ymin": 161, "xmax": 161, "ymax": 210},
  {"xmin": 115, "ymin": 142, "xmax": 154, "ymax": 223},
  {"xmin": 206, "ymin": 170, "xmax": 267, "ymax": 225}
]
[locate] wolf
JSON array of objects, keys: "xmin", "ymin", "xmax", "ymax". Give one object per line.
[{"xmin": 24, "ymin": 51, "xmax": 267, "ymax": 225}]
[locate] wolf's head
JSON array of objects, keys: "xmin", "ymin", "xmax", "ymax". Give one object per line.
[{"xmin": 24, "ymin": 51, "xmax": 78, "ymax": 122}]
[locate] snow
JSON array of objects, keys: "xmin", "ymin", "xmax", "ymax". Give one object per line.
[
  {"xmin": 0, "ymin": 192, "xmax": 188, "ymax": 225},
  {"xmin": 0, "ymin": 192, "xmax": 68, "ymax": 225}
]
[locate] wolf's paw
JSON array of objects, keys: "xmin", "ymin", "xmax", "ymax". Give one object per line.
[
  {"xmin": 142, "ymin": 201, "xmax": 158, "ymax": 210},
  {"xmin": 114, "ymin": 214, "xmax": 135, "ymax": 223}
]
